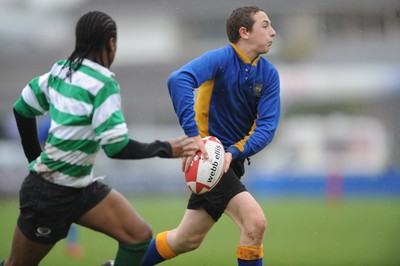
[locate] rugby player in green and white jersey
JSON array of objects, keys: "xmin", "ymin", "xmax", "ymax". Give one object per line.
[{"xmin": 1, "ymin": 11, "xmax": 197, "ymax": 266}]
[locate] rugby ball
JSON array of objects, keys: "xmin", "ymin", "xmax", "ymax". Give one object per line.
[{"xmin": 185, "ymin": 136, "xmax": 225, "ymax": 195}]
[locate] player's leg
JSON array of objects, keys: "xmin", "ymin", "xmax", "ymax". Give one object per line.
[
  {"xmin": 143, "ymin": 158, "xmax": 249, "ymax": 266},
  {"xmin": 167, "ymin": 208, "xmax": 215, "ymax": 253},
  {"xmin": 76, "ymin": 189, "xmax": 152, "ymax": 266},
  {"xmin": 142, "ymin": 208, "xmax": 215, "ymax": 266},
  {"xmin": 4, "ymin": 226, "xmax": 55, "ymax": 266},
  {"xmin": 3, "ymin": 172, "xmax": 70, "ymax": 266},
  {"xmin": 225, "ymin": 191, "xmax": 266, "ymax": 266}
]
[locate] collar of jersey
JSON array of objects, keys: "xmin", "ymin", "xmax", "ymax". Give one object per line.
[
  {"xmin": 81, "ymin": 58, "xmax": 115, "ymax": 77},
  {"xmin": 230, "ymin": 43, "xmax": 260, "ymax": 66}
]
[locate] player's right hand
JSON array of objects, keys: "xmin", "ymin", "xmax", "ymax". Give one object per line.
[{"xmin": 182, "ymin": 135, "xmax": 208, "ymax": 173}]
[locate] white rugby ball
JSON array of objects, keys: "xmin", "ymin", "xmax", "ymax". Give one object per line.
[{"xmin": 185, "ymin": 136, "xmax": 225, "ymax": 195}]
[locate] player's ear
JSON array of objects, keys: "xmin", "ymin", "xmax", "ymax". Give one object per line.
[
  {"xmin": 107, "ymin": 37, "xmax": 117, "ymax": 53},
  {"xmin": 238, "ymin": 26, "xmax": 250, "ymax": 40}
]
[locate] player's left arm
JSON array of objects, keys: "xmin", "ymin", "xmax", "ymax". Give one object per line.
[
  {"xmin": 227, "ymin": 67, "xmax": 281, "ymax": 159},
  {"xmin": 108, "ymin": 136, "xmax": 197, "ymax": 160},
  {"xmin": 97, "ymin": 82, "xmax": 198, "ymax": 160},
  {"xmin": 245, "ymin": 67, "xmax": 280, "ymax": 157}
]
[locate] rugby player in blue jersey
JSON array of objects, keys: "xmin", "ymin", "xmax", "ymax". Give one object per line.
[{"xmin": 143, "ymin": 6, "xmax": 280, "ymax": 266}]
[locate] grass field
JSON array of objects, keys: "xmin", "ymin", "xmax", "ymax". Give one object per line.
[{"xmin": 1, "ymin": 195, "xmax": 400, "ymax": 266}]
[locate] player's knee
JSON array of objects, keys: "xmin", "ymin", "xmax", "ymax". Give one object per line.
[
  {"xmin": 256, "ymin": 214, "xmax": 267, "ymax": 234},
  {"xmin": 141, "ymin": 225, "xmax": 153, "ymax": 241},
  {"xmin": 123, "ymin": 222, "xmax": 153, "ymax": 243},
  {"xmin": 245, "ymin": 213, "xmax": 267, "ymax": 239},
  {"xmin": 136, "ymin": 223, "xmax": 153, "ymax": 242}
]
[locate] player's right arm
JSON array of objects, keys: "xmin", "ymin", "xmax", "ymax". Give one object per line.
[
  {"xmin": 13, "ymin": 108, "xmax": 42, "ymax": 163},
  {"xmin": 13, "ymin": 74, "xmax": 51, "ymax": 163},
  {"xmin": 167, "ymin": 48, "xmax": 226, "ymax": 139},
  {"xmin": 181, "ymin": 135, "xmax": 205, "ymax": 173},
  {"xmin": 167, "ymin": 48, "xmax": 229, "ymax": 171}
]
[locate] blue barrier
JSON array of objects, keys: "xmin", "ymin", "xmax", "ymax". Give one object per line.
[{"xmin": 246, "ymin": 169, "xmax": 400, "ymax": 198}]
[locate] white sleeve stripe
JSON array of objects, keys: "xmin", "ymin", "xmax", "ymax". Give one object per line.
[
  {"xmin": 37, "ymin": 74, "xmax": 50, "ymax": 102},
  {"xmin": 92, "ymin": 94, "xmax": 121, "ymax": 129},
  {"xmin": 96, "ymin": 124, "xmax": 128, "ymax": 145},
  {"xmin": 21, "ymin": 85, "xmax": 46, "ymax": 114}
]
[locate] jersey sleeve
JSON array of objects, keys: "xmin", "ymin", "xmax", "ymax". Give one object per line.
[
  {"xmin": 167, "ymin": 49, "xmax": 227, "ymax": 137},
  {"xmin": 92, "ymin": 81, "xmax": 130, "ymax": 156},
  {"xmin": 13, "ymin": 74, "xmax": 51, "ymax": 118}
]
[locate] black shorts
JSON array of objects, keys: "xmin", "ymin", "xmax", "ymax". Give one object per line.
[
  {"xmin": 187, "ymin": 158, "xmax": 247, "ymax": 221},
  {"xmin": 17, "ymin": 172, "xmax": 111, "ymax": 244}
]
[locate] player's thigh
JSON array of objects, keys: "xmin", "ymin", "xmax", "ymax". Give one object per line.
[
  {"xmin": 224, "ymin": 191, "xmax": 266, "ymax": 231},
  {"xmin": 76, "ymin": 189, "xmax": 151, "ymax": 243},
  {"xmin": 7, "ymin": 226, "xmax": 55, "ymax": 266}
]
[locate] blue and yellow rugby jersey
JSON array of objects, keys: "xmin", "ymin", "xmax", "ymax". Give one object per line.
[{"xmin": 168, "ymin": 44, "xmax": 280, "ymax": 160}]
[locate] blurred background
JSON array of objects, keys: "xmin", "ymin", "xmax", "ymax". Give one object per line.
[
  {"xmin": 0, "ymin": 0, "xmax": 399, "ymax": 196},
  {"xmin": 0, "ymin": 0, "xmax": 399, "ymax": 265}
]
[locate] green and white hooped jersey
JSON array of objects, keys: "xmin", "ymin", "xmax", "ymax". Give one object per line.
[{"xmin": 14, "ymin": 59, "xmax": 129, "ymax": 188}]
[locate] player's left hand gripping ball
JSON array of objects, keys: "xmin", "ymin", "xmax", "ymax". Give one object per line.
[{"xmin": 185, "ymin": 136, "xmax": 225, "ymax": 194}]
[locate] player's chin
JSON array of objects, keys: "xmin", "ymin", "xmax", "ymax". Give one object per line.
[
  {"xmin": 263, "ymin": 46, "xmax": 273, "ymax": 54},
  {"xmin": 257, "ymin": 45, "xmax": 269, "ymax": 54},
  {"xmin": 259, "ymin": 48, "xmax": 269, "ymax": 55}
]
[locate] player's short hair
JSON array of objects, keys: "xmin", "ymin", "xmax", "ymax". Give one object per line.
[
  {"xmin": 226, "ymin": 6, "xmax": 264, "ymax": 43},
  {"xmin": 65, "ymin": 11, "xmax": 117, "ymax": 78}
]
